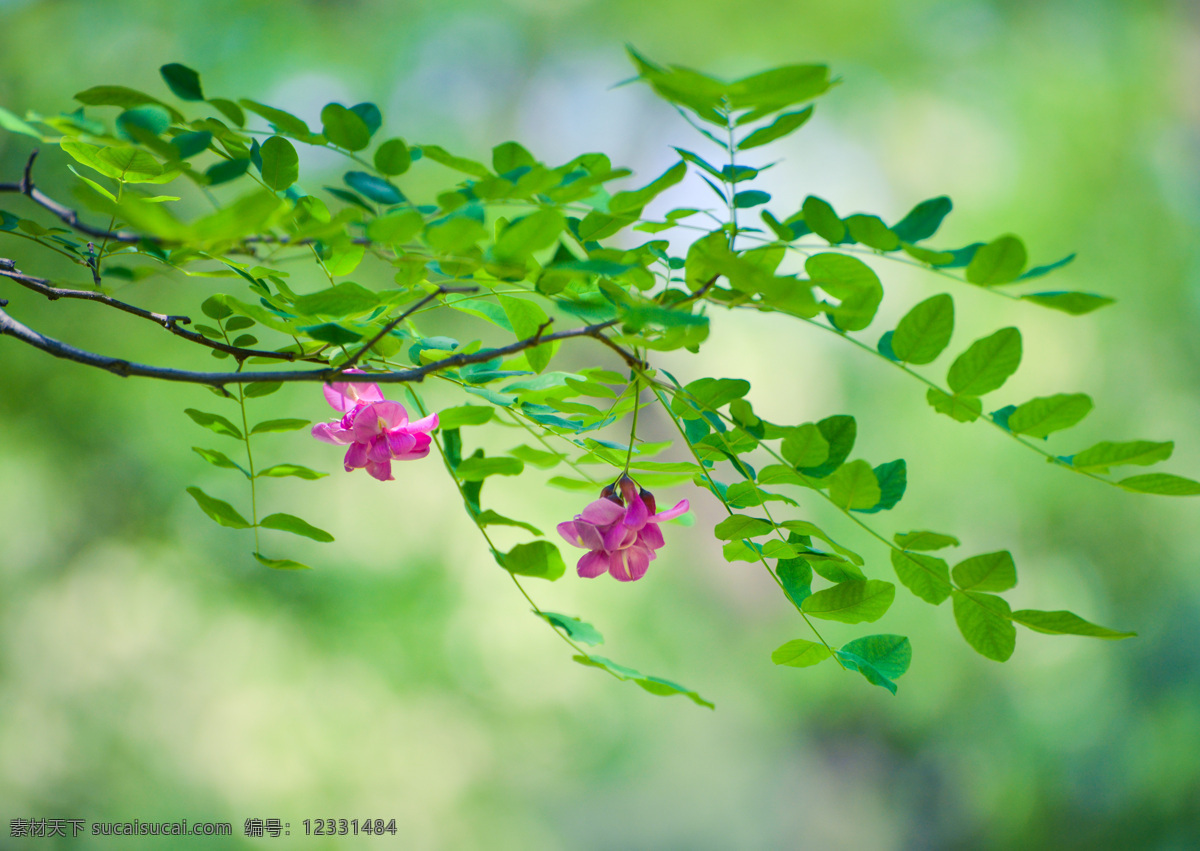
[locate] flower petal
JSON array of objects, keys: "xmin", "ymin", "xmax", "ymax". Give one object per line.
[
  {"xmin": 344, "ymin": 441, "xmax": 369, "ymax": 470},
  {"xmin": 603, "ymin": 522, "xmax": 636, "ymax": 552},
  {"xmin": 580, "ymin": 498, "xmax": 625, "ymax": 525},
  {"xmin": 312, "ymin": 422, "xmax": 353, "ymax": 445},
  {"xmin": 386, "ymin": 430, "xmax": 416, "ymax": 457},
  {"xmin": 366, "ymin": 459, "xmax": 394, "ymax": 481},
  {"xmin": 650, "ymin": 498, "xmax": 690, "ymax": 523},
  {"xmin": 558, "ymin": 521, "xmax": 587, "ymax": 549},
  {"xmin": 623, "ymin": 492, "xmax": 649, "ymax": 530},
  {"xmin": 323, "ymin": 371, "xmax": 385, "ymax": 412},
  {"xmin": 577, "ymin": 549, "xmax": 610, "ymax": 578},
  {"xmin": 367, "ymin": 435, "xmax": 392, "ymax": 463},
  {"xmin": 637, "ymin": 523, "xmax": 665, "ymax": 551},
  {"xmin": 610, "ymin": 545, "xmax": 651, "ymax": 582},
  {"xmin": 406, "ymin": 412, "xmax": 438, "ymax": 433}
]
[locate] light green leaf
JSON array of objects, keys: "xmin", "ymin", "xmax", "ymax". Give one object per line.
[
  {"xmin": 966, "ymin": 234, "xmax": 1027, "ymax": 285},
  {"xmin": 781, "ymin": 422, "xmax": 830, "ymax": 468},
  {"xmin": 252, "ymin": 552, "xmax": 312, "ymax": 570},
  {"xmin": 74, "ymin": 85, "xmax": 184, "ymax": 122},
  {"xmin": 0, "ymin": 106, "xmax": 44, "ymax": 139},
  {"xmin": 926, "ymin": 387, "xmax": 982, "ymax": 422},
  {"xmin": 538, "ymin": 612, "xmax": 603, "ymax": 645},
  {"xmin": 293, "ymin": 282, "xmax": 379, "ymax": 317},
  {"xmin": 1010, "ymin": 609, "xmax": 1135, "ymax": 639},
  {"xmin": 256, "ymin": 464, "xmax": 327, "ymax": 480},
  {"xmin": 952, "ymin": 551, "xmax": 1016, "ymax": 592},
  {"xmin": 844, "ymin": 214, "xmax": 899, "ymax": 251},
  {"xmin": 186, "ymin": 486, "xmax": 251, "ymax": 529},
  {"xmin": 737, "ymin": 107, "xmax": 813, "ymax": 150},
  {"xmin": 801, "ymin": 195, "xmax": 845, "ymax": 244},
  {"xmin": 498, "ymin": 295, "xmax": 553, "ymax": 373},
  {"xmin": 476, "ymin": 510, "xmax": 543, "ymax": 536},
  {"xmin": 892, "ymin": 293, "xmax": 954, "ymax": 365},
  {"xmin": 243, "ymin": 381, "xmax": 281, "ymax": 398},
  {"xmin": 367, "ymin": 209, "xmax": 423, "ymax": 244},
  {"xmin": 455, "ymin": 455, "xmax": 524, "ymax": 481},
  {"xmin": 438, "ymin": 405, "xmax": 494, "ymax": 428},
  {"xmin": 947, "ymin": 327, "xmax": 1022, "ymax": 396},
  {"xmin": 828, "ymin": 460, "xmax": 882, "ymax": 510},
  {"xmin": 1007, "ymin": 393, "xmax": 1093, "ymax": 438},
  {"xmin": 1118, "ymin": 473, "xmax": 1200, "ymax": 496},
  {"xmin": 713, "ymin": 515, "xmax": 775, "ymax": 540},
  {"xmin": 806, "ymin": 252, "xmax": 883, "ymax": 331},
  {"xmin": 493, "ymin": 209, "xmax": 565, "ymax": 261},
  {"xmin": 375, "ymin": 138, "xmax": 412, "ymax": 175},
  {"xmin": 890, "ymin": 549, "xmax": 952, "ymax": 605},
  {"xmin": 801, "ymin": 580, "xmax": 895, "ymax": 624},
  {"xmin": 574, "ymin": 652, "xmax": 715, "ymax": 708},
  {"xmin": 250, "ymin": 418, "xmax": 310, "ymax": 435},
  {"xmin": 502, "ymin": 540, "xmax": 565, "ymax": 580},
  {"xmin": 1069, "ymin": 440, "xmax": 1173, "ymax": 472},
  {"xmin": 321, "ymin": 102, "xmax": 370, "ymax": 151},
  {"xmin": 771, "ymin": 638, "xmax": 832, "ymax": 667},
  {"xmin": 184, "ymin": 408, "xmax": 242, "ymax": 439},
  {"xmin": 259, "ymin": 136, "xmax": 299, "ymax": 191},
  {"xmin": 894, "ymin": 530, "xmax": 960, "ymax": 551},
  {"xmin": 609, "ymin": 161, "xmax": 687, "ymax": 215},
  {"xmin": 418, "ymin": 144, "xmax": 492, "ymax": 178},
  {"xmin": 1021, "ymin": 291, "xmax": 1115, "ymax": 315},
  {"xmin": 191, "ymin": 446, "xmax": 248, "ymax": 477},
  {"xmin": 260, "ymin": 512, "xmax": 335, "ymax": 542},
  {"xmin": 239, "ymin": 99, "xmax": 312, "ymax": 138},
  {"xmin": 952, "ymin": 590, "xmax": 1016, "ymax": 661},
  {"xmin": 508, "ymin": 444, "xmax": 565, "ymax": 469}
]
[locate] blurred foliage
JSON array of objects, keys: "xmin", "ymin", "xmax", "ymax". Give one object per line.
[{"xmin": 1, "ymin": 0, "xmax": 1199, "ymax": 848}]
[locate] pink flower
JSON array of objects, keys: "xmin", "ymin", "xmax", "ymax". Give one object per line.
[
  {"xmin": 557, "ymin": 475, "xmax": 689, "ymax": 582},
  {"xmin": 312, "ymin": 370, "xmax": 437, "ymax": 481}
]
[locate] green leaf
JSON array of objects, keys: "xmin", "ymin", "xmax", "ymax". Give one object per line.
[
  {"xmin": 828, "ymin": 460, "xmax": 882, "ymax": 510},
  {"xmin": 966, "ymin": 235, "xmax": 1027, "ymax": 285},
  {"xmin": 492, "ymin": 140, "xmax": 536, "ymax": 173},
  {"xmin": 844, "ymin": 214, "xmax": 899, "ymax": 251},
  {"xmin": 239, "ymin": 99, "xmax": 312, "ymax": 138},
  {"xmin": 674, "ymin": 377, "xmax": 751, "ymax": 419},
  {"xmin": 608, "ymin": 161, "xmax": 687, "ymax": 215},
  {"xmin": 508, "ymin": 444, "xmax": 565, "ymax": 469},
  {"xmin": 800, "ymin": 415, "xmax": 856, "ymax": 478},
  {"xmin": 776, "ymin": 558, "xmax": 813, "ymax": 606},
  {"xmin": 260, "ymin": 513, "xmax": 335, "ymax": 542},
  {"xmin": 374, "ymin": 138, "xmax": 412, "ymax": 175},
  {"xmin": 891, "ymin": 196, "xmax": 952, "ymax": 243},
  {"xmin": 171, "ymin": 130, "xmax": 212, "ymax": 159},
  {"xmin": 727, "ymin": 63, "xmax": 831, "ymax": 118},
  {"xmin": 836, "ymin": 634, "xmax": 912, "ymax": 694},
  {"xmin": 1021, "ymin": 291, "xmax": 1115, "ymax": 315},
  {"xmin": 952, "ymin": 551, "xmax": 1016, "ymax": 592},
  {"xmin": 0, "ymin": 105, "xmax": 44, "ymax": 139},
  {"xmin": 493, "ymin": 209, "xmax": 565, "ymax": 261},
  {"xmin": 191, "ymin": 446, "xmax": 248, "ymax": 476},
  {"xmin": 418, "ymin": 144, "xmax": 492, "ymax": 178},
  {"xmin": 252, "ymin": 552, "xmax": 312, "ymax": 570},
  {"xmin": 455, "ymin": 455, "xmax": 524, "ymax": 481},
  {"xmin": 438, "ymin": 405, "xmax": 494, "ymax": 428},
  {"xmin": 97, "ymin": 146, "xmax": 168, "ymax": 182},
  {"xmin": 186, "ymin": 486, "xmax": 251, "ymax": 529},
  {"xmin": 573, "ymin": 652, "xmax": 715, "ymax": 708},
  {"xmin": 1069, "ymin": 440, "xmax": 1173, "ymax": 472},
  {"xmin": 74, "ymin": 85, "xmax": 184, "ymax": 122},
  {"xmin": 293, "ymin": 282, "xmax": 380, "ymax": 316},
  {"xmin": 498, "ymin": 295, "xmax": 553, "ymax": 374},
  {"xmin": 243, "ymin": 381, "xmax": 281, "ymax": 398},
  {"xmin": 366, "ymin": 209, "xmax": 423, "ymax": 245},
  {"xmin": 209, "ymin": 98, "xmax": 245, "ymax": 126},
  {"xmin": 781, "ymin": 423, "xmax": 829, "ymax": 468},
  {"xmin": 1010, "ymin": 609, "xmax": 1135, "ymax": 639},
  {"xmin": 733, "ymin": 190, "xmax": 771, "ymax": 208},
  {"xmin": 801, "ymin": 195, "xmax": 845, "ymax": 244},
  {"xmin": 476, "ymin": 510, "xmax": 543, "ymax": 537},
  {"xmin": 894, "ymin": 530, "xmax": 960, "ymax": 551},
  {"xmin": 350, "ymin": 102, "xmax": 381, "ymax": 135},
  {"xmin": 892, "ymin": 293, "xmax": 954, "ymax": 365},
  {"xmin": 160, "ymin": 63, "xmax": 204, "ymax": 101},
  {"xmin": 116, "ymin": 105, "xmax": 171, "ymax": 139},
  {"xmin": 771, "ymin": 638, "xmax": 831, "ymax": 667},
  {"xmin": 890, "ymin": 549, "xmax": 952, "ymax": 605},
  {"xmin": 801, "ymin": 580, "xmax": 895, "ymax": 624},
  {"xmin": 256, "ymin": 464, "xmax": 327, "ymax": 480},
  {"xmin": 259, "ymin": 136, "xmax": 299, "ymax": 191},
  {"xmin": 1117, "ymin": 473, "xmax": 1200, "ymax": 496},
  {"xmin": 345, "ymin": 171, "xmax": 404, "ymax": 205},
  {"xmin": 806, "ymin": 253, "xmax": 883, "ymax": 331},
  {"xmin": 737, "ymin": 107, "xmax": 813, "ymax": 150},
  {"xmin": 250, "ymin": 418, "xmax": 310, "ymax": 435},
  {"xmin": 538, "ymin": 611, "xmax": 603, "ymax": 645},
  {"xmin": 713, "ymin": 515, "xmax": 775, "ymax": 540},
  {"xmin": 926, "ymin": 388, "xmax": 981, "ymax": 422},
  {"xmin": 201, "ymin": 296, "xmax": 232, "ymax": 320},
  {"xmin": 206, "ymin": 157, "xmax": 249, "ymax": 186},
  {"xmin": 184, "ymin": 408, "xmax": 243, "ymax": 439},
  {"xmin": 952, "ymin": 591, "xmax": 1016, "ymax": 661},
  {"xmin": 902, "ymin": 243, "xmax": 956, "ymax": 265},
  {"xmin": 859, "ymin": 459, "xmax": 905, "ymax": 513},
  {"xmin": 1004, "ymin": 393, "xmax": 1092, "ymax": 438},
  {"xmin": 947, "ymin": 327, "xmax": 1022, "ymax": 396},
  {"xmin": 501, "ymin": 540, "xmax": 565, "ymax": 580},
  {"xmin": 321, "ymin": 103, "xmax": 370, "ymax": 151}
]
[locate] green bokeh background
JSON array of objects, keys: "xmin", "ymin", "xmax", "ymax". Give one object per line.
[{"xmin": 2, "ymin": 0, "xmax": 1199, "ymax": 847}]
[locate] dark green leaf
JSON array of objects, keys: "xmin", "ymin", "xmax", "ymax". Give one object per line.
[
  {"xmin": 209, "ymin": 98, "xmax": 245, "ymax": 127},
  {"xmin": 771, "ymin": 638, "xmax": 831, "ymax": 667},
  {"xmin": 201, "ymin": 295, "xmax": 232, "ymax": 320},
  {"xmin": 160, "ymin": 63, "xmax": 204, "ymax": 101},
  {"xmin": 206, "ymin": 157, "xmax": 250, "ymax": 186},
  {"xmin": 574, "ymin": 652, "xmax": 714, "ymax": 708},
  {"xmin": 502, "ymin": 540, "xmax": 565, "ymax": 580},
  {"xmin": 259, "ymin": 136, "xmax": 299, "ymax": 191},
  {"xmin": 260, "ymin": 512, "xmax": 335, "ymax": 542},
  {"xmin": 256, "ymin": 464, "xmax": 327, "ymax": 480},
  {"xmin": 349, "ymin": 102, "xmax": 382, "ymax": 135},
  {"xmin": 952, "ymin": 590, "xmax": 1016, "ymax": 661},
  {"xmin": 171, "ymin": 130, "xmax": 212, "ymax": 159},
  {"xmin": 952, "ymin": 551, "xmax": 1016, "ymax": 592},
  {"xmin": 321, "ymin": 103, "xmax": 370, "ymax": 151},
  {"xmin": 345, "ymin": 171, "xmax": 404, "ymax": 205},
  {"xmin": 946, "ymin": 327, "xmax": 1022, "ymax": 396},
  {"xmin": 538, "ymin": 611, "xmax": 602, "ymax": 645},
  {"xmin": 1010, "ymin": 609, "xmax": 1135, "ymax": 639},
  {"xmin": 858, "ymin": 459, "xmax": 905, "ymax": 513},
  {"xmin": 891, "ymin": 293, "xmax": 954, "ymax": 365},
  {"xmin": 836, "ymin": 634, "xmax": 912, "ymax": 694},
  {"xmin": 476, "ymin": 510, "xmax": 543, "ymax": 536},
  {"xmin": 801, "ymin": 580, "xmax": 895, "ymax": 623},
  {"xmin": 737, "ymin": 107, "xmax": 813, "ymax": 150},
  {"xmin": 375, "ymin": 138, "xmax": 412, "ymax": 175},
  {"xmin": 1019, "ymin": 253, "xmax": 1076, "ymax": 280},
  {"xmin": 800, "ymin": 415, "xmax": 855, "ymax": 478},
  {"xmin": 891, "ymin": 196, "xmax": 952, "ymax": 243},
  {"xmin": 966, "ymin": 234, "xmax": 1027, "ymax": 285},
  {"xmin": 733, "ymin": 190, "xmax": 771, "ymax": 208},
  {"xmin": 1007, "ymin": 393, "xmax": 1093, "ymax": 438},
  {"xmin": 186, "ymin": 486, "xmax": 251, "ymax": 529},
  {"xmin": 184, "ymin": 408, "xmax": 242, "ymax": 439},
  {"xmin": 776, "ymin": 558, "xmax": 812, "ymax": 606},
  {"xmin": 1021, "ymin": 291, "xmax": 1114, "ymax": 315},
  {"xmin": 250, "ymin": 418, "xmax": 310, "ymax": 434},
  {"xmin": 253, "ymin": 552, "xmax": 312, "ymax": 570},
  {"xmin": 890, "ymin": 549, "xmax": 952, "ymax": 605}
]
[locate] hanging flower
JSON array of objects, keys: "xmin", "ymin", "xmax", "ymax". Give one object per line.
[
  {"xmin": 312, "ymin": 370, "xmax": 437, "ymax": 481},
  {"xmin": 557, "ymin": 475, "xmax": 689, "ymax": 582}
]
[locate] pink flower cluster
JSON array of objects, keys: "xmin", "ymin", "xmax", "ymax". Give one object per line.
[
  {"xmin": 312, "ymin": 370, "xmax": 437, "ymax": 481},
  {"xmin": 558, "ymin": 475, "xmax": 689, "ymax": 582}
]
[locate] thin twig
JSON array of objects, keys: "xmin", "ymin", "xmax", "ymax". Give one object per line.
[{"xmin": 339, "ymin": 284, "xmax": 478, "ymax": 370}]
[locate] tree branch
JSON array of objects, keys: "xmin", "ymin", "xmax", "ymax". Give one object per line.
[
  {"xmin": 0, "ymin": 259, "xmax": 311, "ymax": 362},
  {"xmin": 0, "ymin": 303, "xmax": 633, "ymax": 387},
  {"xmin": 339, "ymin": 284, "xmax": 477, "ymax": 371}
]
